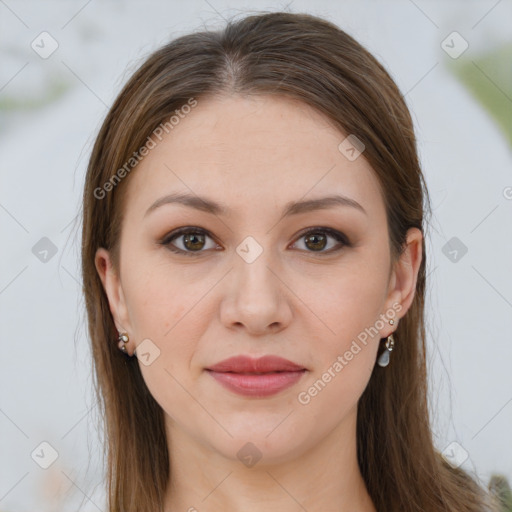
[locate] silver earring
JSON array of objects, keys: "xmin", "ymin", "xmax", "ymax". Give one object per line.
[
  {"xmin": 377, "ymin": 318, "xmax": 396, "ymax": 368},
  {"xmin": 377, "ymin": 333, "xmax": 395, "ymax": 367},
  {"xmin": 117, "ymin": 332, "xmax": 131, "ymax": 356}
]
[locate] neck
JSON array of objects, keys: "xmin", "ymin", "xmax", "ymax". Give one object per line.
[{"xmin": 163, "ymin": 407, "xmax": 376, "ymax": 512}]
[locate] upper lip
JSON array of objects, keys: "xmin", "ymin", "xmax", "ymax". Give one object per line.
[{"xmin": 206, "ymin": 355, "xmax": 306, "ymax": 373}]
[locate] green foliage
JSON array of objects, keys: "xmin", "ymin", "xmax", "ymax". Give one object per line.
[
  {"xmin": 489, "ymin": 473, "xmax": 512, "ymax": 511},
  {"xmin": 447, "ymin": 42, "xmax": 512, "ymax": 148},
  {"xmin": 0, "ymin": 79, "xmax": 71, "ymax": 113}
]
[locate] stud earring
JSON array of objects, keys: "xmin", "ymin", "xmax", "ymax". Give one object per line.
[
  {"xmin": 117, "ymin": 332, "xmax": 131, "ymax": 356},
  {"xmin": 377, "ymin": 318, "xmax": 396, "ymax": 368}
]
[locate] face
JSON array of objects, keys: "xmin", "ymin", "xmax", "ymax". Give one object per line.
[{"xmin": 96, "ymin": 94, "xmax": 422, "ymax": 467}]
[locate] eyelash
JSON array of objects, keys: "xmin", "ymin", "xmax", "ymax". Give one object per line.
[{"xmin": 159, "ymin": 226, "xmax": 351, "ymax": 257}]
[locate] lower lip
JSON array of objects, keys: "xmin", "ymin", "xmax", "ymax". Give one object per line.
[{"xmin": 206, "ymin": 370, "xmax": 307, "ymax": 397}]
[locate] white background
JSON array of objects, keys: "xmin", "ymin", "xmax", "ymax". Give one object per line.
[{"xmin": 1, "ymin": 1, "xmax": 511, "ymax": 510}]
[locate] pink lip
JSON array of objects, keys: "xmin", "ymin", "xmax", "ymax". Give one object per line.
[{"xmin": 205, "ymin": 355, "xmax": 307, "ymax": 398}]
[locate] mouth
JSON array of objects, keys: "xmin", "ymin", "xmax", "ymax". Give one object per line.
[{"xmin": 204, "ymin": 354, "xmax": 307, "ymax": 397}]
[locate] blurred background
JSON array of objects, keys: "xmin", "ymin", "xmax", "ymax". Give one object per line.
[{"xmin": 1, "ymin": 1, "xmax": 511, "ymax": 510}]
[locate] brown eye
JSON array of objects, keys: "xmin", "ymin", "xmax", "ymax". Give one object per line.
[
  {"xmin": 292, "ymin": 228, "xmax": 350, "ymax": 254},
  {"xmin": 162, "ymin": 228, "xmax": 218, "ymax": 256}
]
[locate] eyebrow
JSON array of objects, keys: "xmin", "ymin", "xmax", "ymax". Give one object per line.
[{"xmin": 144, "ymin": 191, "xmax": 367, "ymax": 218}]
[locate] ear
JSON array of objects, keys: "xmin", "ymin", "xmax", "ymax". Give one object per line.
[
  {"xmin": 382, "ymin": 227, "xmax": 423, "ymax": 335},
  {"xmin": 94, "ymin": 247, "xmax": 132, "ymax": 335}
]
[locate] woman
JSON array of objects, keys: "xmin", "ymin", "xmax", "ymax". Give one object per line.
[{"xmin": 82, "ymin": 11, "xmax": 497, "ymax": 512}]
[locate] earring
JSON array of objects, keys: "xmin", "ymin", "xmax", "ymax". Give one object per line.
[
  {"xmin": 117, "ymin": 332, "xmax": 131, "ymax": 356},
  {"xmin": 377, "ymin": 318, "xmax": 396, "ymax": 368}
]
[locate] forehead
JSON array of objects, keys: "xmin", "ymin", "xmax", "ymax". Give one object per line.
[{"xmin": 122, "ymin": 94, "xmax": 385, "ymax": 222}]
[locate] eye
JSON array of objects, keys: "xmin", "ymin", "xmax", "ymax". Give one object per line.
[
  {"xmin": 161, "ymin": 227, "xmax": 219, "ymax": 256},
  {"xmin": 160, "ymin": 226, "xmax": 350, "ymax": 256},
  {"xmin": 290, "ymin": 227, "xmax": 350, "ymax": 254}
]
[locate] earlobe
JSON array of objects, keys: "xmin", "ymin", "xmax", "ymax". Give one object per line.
[{"xmin": 94, "ymin": 248, "xmax": 131, "ymax": 333}]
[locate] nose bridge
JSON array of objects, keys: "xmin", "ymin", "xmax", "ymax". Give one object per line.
[{"xmin": 233, "ymin": 234, "xmax": 279, "ymax": 294}]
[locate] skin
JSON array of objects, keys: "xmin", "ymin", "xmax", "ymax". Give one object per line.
[{"xmin": 96, "ymin": 94, "xmax": 422, "ymax": 512}]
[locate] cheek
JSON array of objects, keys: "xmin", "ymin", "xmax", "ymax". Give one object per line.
[
  {"xmin": 122, "ymin": 267, "xmax": 202, "ymax": 418},
  {"xmin": 121, "ymin": 259, "xmax": 209, "ymax": 377},
  {"xmin": 308, "ymin": 264, "xmax": 388, "ymax": 341},
  {"xmin": 122, "ymin": 259, "xmax": 188, "ymax": 335},
  {"xmin": 298, "ymin": 260, "xmax": 389, "ymax": 388}
]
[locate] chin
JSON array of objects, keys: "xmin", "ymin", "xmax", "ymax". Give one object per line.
[{"xmin": 202, "ymin": 421, "xmax": 315, "ymax": 467}]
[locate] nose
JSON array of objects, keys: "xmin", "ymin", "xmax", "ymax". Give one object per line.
[{"xmin": 219, "ymin": 246, "xmax": 293, "ymax": 336}]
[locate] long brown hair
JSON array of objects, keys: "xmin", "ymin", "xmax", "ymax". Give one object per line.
[{"xmin": 81, "ymin": 11, "xmax": 497, "ymax": 512}]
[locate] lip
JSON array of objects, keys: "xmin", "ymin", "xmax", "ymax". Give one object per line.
[
  {"xmin": 205, "ymin": 355, "xmax": 307, "ymax": 398},
  {"xmin": 207, "ymin": 355, "xmax": 305, "ymax": 373}
]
